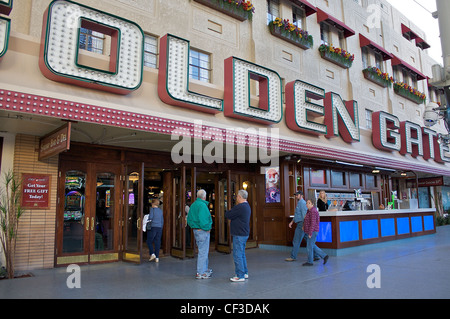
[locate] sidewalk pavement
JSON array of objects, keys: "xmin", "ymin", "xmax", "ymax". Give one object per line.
[{"xmin": 1, "ymin": 225, "xmax": 450, "ymax": 299}]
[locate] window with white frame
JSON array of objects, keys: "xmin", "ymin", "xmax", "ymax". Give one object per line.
[
  {"xmin": 374, "ymin": 52, "xmax": 383, "ymax": 71},
  {"xmin": 189, "ymin": 49, "xmax": 211, "ymax": 83},
  {"xmin": 320, "ymin": 22, "xmax": 330, "ymax": 45},
  {"xmin": 361, "ymin": 47, "xmax": 369, "ymax": 69},
  {"xmin": 338, "ymin": 30, "xmax": 346, "ymax": 50},
  {"xmin": 144, "ymin": 34, "xmax": 158, "ymax": 69},
  {"xmin": 411, "ymin": 74, "xmax": 418, "ymax": 89},
  {"xmin": 365, "ymin": 109, "xmax": 373, "ymax": 129},
  {"xmin": 79, "ymin": 27, "xmax": 105, "ymax": 54},
  {"xmin": 267, "ymin": 0, "xmax": 280, "ymax": 24},
  {"xmin": 292, "ymin": 6, "xmax": 305, "ymax": 29}
]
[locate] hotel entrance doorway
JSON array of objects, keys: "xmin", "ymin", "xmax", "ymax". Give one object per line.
[
  {"xmin": 56, "ymin": 145, "xmax": 258, "ymax": 266},
  {"xmin": 169, "ymin": 168, "xmax": 257, "ymax": 259}
]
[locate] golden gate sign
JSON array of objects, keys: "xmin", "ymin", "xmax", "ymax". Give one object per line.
[{"xmin": 0, "ymin": 0, "xmax": 448, "ymax": 163}]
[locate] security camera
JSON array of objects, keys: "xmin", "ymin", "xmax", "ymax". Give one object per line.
[
  {"xmin": 423, "ymin": 102, "xmax": 440, "ymax": 127},
  {"xmin": 437, "ymin": 133, "xmax": 450, "ymax": 145}
]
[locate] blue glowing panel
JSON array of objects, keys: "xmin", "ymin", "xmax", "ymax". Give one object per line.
[
  {"xmin": 397, "ymin": 217, "xmax": 410, "ymax": 235},
  {"xmin": 380, "ymin": 218, "xmax": 395, "ymax": 237},
  {"xmin": 317, "ymin": 221, "xmax": 332, "ymax": 243},
  {"xmin": 362, "ymin": 219, "xmax": 379, "ymax": 239},
  {"xmin": 423, "ymin": 215, "xmax": 434, "ymax": 231},
  {"xmin": 339, "ymin": 221, "xmax": 359, "ymax": 242},
  {"xmin": 411, "ymin": 216, "xmax": 423, "ymax": 232}
]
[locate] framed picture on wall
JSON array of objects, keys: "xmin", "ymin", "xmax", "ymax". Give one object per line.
[{"xmin": 265, "ymin": 166, "xmax": 280, "ymax": 203}]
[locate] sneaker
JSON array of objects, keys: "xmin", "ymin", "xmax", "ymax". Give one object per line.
[
  {"xmin": 155, "ymin": 258, "xmax": 159, "ymax": 263},
  {"xmin": 323, "ymin": 255, "xmax": 329, "ymax": 265},
  {"xmin": 245, "ymin": 274, "xmax": 249, "ymax": 279},
  {"xmin": 285, "ymin": 257, "xmax": 296, "ymax": 262},
  {"xmin": 196, "ymin": 273, "xmax": 211, "ymax": 279},
  {"xmin": 230, "ymin": 276, "xmax": 245, "ymax": 282},
  {"xmin": 302, "ymin": 262, "xmax": 313, "ymax": 266},
  {"xmin": 149, "ymin": 254, "xmax": 156, "ymax": 262}
]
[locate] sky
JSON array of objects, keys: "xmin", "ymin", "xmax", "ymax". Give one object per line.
[{"xmin": 385, "ymin": 0, "xmax": 443, "ymax": 65}]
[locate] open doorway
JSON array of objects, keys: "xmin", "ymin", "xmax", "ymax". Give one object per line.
[
  {"xmin": 196, "ymin": 172, "xmax": 218, "ymax": 249},
  {"xmin": 142, "ymin": 168, "xmax": 165, "ymax": 259}
]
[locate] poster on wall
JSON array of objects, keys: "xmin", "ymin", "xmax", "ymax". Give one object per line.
[
  {"xmin": 21, "ymin": 174, "xmax": 51, "ymax": 209},
  {"xmin": 265, "ymin": 166, "xmax": 280, "ymax": 203}
]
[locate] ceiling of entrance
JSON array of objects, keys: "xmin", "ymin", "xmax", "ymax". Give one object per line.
[
  {"xmin": 0, "ymin": 110, "xmax": 183, "ymax": 153},
  {"xmin": 0, "ymin": 109, "xmax": 289, "ymax": 158}
]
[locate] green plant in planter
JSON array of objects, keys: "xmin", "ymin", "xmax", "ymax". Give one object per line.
[
  {"xmin": 0, "ymin": 170, "xmax": 24, "ymax": 279},
  {"xmin": 319, "ymin": 44, "xmax": 355, "ymax": 68}
]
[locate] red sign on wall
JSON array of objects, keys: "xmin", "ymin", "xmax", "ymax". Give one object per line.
[{"xmin": 21, "ymin": 174, "xmax": 51, "ymax": 209}]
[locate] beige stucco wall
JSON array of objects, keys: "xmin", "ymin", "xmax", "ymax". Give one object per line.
[{"xmin": 0, "ymin": 0, "xmax": 448, "ymax": 171}]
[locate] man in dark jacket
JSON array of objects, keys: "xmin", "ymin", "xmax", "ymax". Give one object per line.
[{"xmin": 225, "ymin": 189, "xmax": 251, "ymax": 282}]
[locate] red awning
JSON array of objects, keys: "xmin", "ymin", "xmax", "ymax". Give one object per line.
[
  {"xmin": 316, "ymin": 8, "xmax": 355, "ymax": 38},
  {"xmin": 359, "ymin": 34, "xmax": 393, "ymax": 61},
  {"xmin": 415, "ymin": 37, "xmax": 431, "ymax": 50},
  {"xmin": 391, "ymin": 55, "xmax": 426, "ymax": 80},
  {"xmin": 288, "ymin": 0, "xmax": 317, "ymax": 17},
  {"xmin": 401, "ymin": 23, "xmax": 419, "ymax": 40}
]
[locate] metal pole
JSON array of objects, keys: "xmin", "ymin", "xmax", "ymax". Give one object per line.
[{"xmin": 436, "ymin": 0, "xmax": 450, "ymax": 89}]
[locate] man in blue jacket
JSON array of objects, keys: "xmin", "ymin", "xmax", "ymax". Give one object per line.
[
  {"xmin": 225, "ymin": 189, "xmax": 251, "ymax": 282},
  {"xmin": 285, "ymin": 191, "xmax": 307, "ymax": 262}
]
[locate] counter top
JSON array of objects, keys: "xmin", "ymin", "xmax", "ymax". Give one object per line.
[
  {"xmin": 289, "ymin": 208, "xmax": 436, "ymax": 219},
  {"xmin": 319, "ymin": 208, "xmax": 436, "ymax": 217}
]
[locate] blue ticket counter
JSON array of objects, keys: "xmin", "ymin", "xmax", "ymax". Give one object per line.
[{"xmin": 315, "ymin": 209, "xmax": 436, "ymax": 249}]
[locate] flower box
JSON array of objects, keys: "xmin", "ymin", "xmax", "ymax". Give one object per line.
[
  {"xmin": 193, "ymin": 0, "xmax": 254, "ymax": 21},
  {"xmin": 393, "ymin": 82, "xmax": 426, "ymax": 104},
  {"xmin": 319, "ymin": 44, "xmax": 354, "ymax": 69},
  {"xmin": 362, "ymin": 67, "xmax": 393, "ymax": 88},
  {"xmin": 268, "ymin": 19, "xmax": 313, "ymax": 50}
]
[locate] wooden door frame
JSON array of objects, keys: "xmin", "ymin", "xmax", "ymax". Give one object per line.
[
  {"xmin": 122, "ymin": 162, "xmax": 144, "ymax": 263},
  {"xmin": 56, "ymin": 160, "xmax": 122, "ymax": 266}
]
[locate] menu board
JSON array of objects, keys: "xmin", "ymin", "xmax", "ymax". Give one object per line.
[{"xmin": 21, "ymin": 174, "xmax": 51, "ymax": 209}]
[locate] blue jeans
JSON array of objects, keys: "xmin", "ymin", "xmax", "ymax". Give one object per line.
[
  {"xmin": 306, "ymin": 231, "xmax": 327, "ymax": 263},
  {"xmin": 290, "ymin": 222, "xmax": 306, "ymax": 259},
  {"xmin": 232, "ymin": 235, "xmax": 248, "ymax": 279},
  {"xmin": 147, "ymin": 227, "xmax": 162, "ymax": 258},
  {"xmin": 193, "ymin": 229, "xmax": 210, "ymax": 275},
  {"xmin": 291, "ymin": 222, "xmax": 319, "ymax": 260}
]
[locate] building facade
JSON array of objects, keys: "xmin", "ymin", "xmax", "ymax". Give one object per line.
[{"xmin": 0, "ymin": 0, "xmax": 448, "ymax": 270}]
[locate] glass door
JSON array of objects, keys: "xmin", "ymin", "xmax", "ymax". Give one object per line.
[
  {"xmin": 215, "ymin": 171, "xmax": 234, "ymax": 253},
  {"xmin": 185, "ymin": 168, "xmax": 195, "ymax": 258},
  {"xmin": 89, "ymin": 163, "xmax": 121, "ymax": 262},
  {"xmin": 122, "ymin": 162, "xmax": 144, "ymax": 263},
  {"xmin": 57, "ymin": 161, "xmax": 89, "ymax": 265},
  {"xmin": 242, "ymin": 176, "xmax": 258, "ymax": 248},
  {"xmin": 57, "ymin": 161, "xmax": 120, "ymax": 265},
  {"xmin": 171, "ymin": 166, "xmax": 187, "ymax": 258}
]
